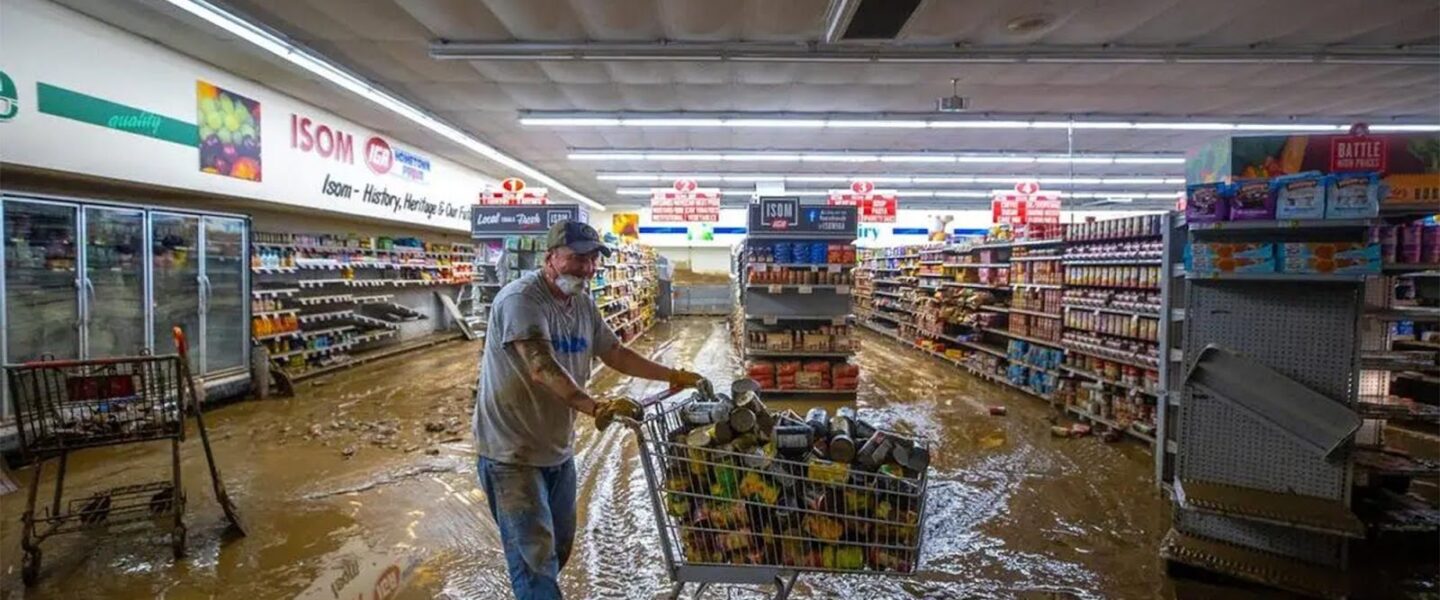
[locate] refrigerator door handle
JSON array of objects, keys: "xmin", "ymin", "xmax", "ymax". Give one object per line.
[
  {"xmin": 82, "ymin": 277, "xmax": 96, "ymax": 327},
  {"xmin": 198, "ymin": 274, "xmax": 210, "ymax": 314}
]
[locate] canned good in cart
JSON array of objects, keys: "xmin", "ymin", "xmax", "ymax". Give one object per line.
[{"xmin": 624, "ymin": 391, "xmax": 931, "ymax": 599}]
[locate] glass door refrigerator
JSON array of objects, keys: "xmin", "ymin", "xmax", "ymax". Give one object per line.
[{"xmin": 3, "ymin": 199, "xmax": 80, "ymax": 364}]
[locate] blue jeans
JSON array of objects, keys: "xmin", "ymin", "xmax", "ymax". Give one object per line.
[{"xmin": 478, "ymin": 456, "xmax": 578, "ymax": 600}]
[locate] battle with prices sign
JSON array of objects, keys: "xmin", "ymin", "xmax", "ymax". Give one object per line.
[
  {"xmin": 992, "ymin": 181, "xmax": 1061, "ymax": 225},
  {"xmin": 827, "ymin": 181, "xmax": 898, "ymax": 222},
  {"xmin": 651, "ymin": 179, "xmax": 721, "ymax": 222}
]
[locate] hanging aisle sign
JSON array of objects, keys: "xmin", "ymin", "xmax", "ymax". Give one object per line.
[
  {"xmin": 650, "ymin": 178, "xmax": 721, "ymax": 222},
  {"xmin": 827, "ymin": 180, "xmax": 898, "ymax": 222},
  {"xmin": 992, "ymin": 181, "xmax": 1061, "ymax": 225},
  {"xmin": 479, "ymin": 177, "xmax": 549, "ymax": 205},
  {"xmin": 1330, "ymin": 123, "xmax": 1388, "ymax": 173}
]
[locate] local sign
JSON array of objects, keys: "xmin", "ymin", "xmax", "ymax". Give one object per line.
[
  {"xmin": 827, "ymin": 180, "xmax": 898, "ymax": 223},
  {"xmin": 480, "ymin": 177, "xmax": 549, "ymax": 205},
  {"xmin": 1330, "ymin": 123, "xmax": 1388, "ymax": 173},
  {"xmin": 651, "ymin": 178, "xmax": 721, "ymax": 222},
  {"xmin": 992, "ymin": 181, "xmax": 1061, "ymax": 225}
]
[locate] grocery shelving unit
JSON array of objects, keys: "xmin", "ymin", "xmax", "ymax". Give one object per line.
[
  {"xmin": 250, "ymin": 232, "xmax": 467, "ymax": 380},
  {"xmin": 739, "ymin": 200, "xmax": 860, "ymax": 396},
  {"xmin": 1162, "ymin": 199, "xmax": 1440, "ymax": 596},
  {"xmin": 594, "ymin": 241, "xmax": 659, "ymax": 344}
]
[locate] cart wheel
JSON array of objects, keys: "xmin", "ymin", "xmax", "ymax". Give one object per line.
[
  {"xmin": 22, "ymin": 548, "xmax": 40, "ymax": 586},
  {"xmin": 171, "ymin": 525, "xmax": 187, "ymax": 560},
  {"xmin": 661, "ymin": 581, "xmax": 684, "ymax": 600}
]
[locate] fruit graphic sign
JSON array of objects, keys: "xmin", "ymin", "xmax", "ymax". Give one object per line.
[{"xmin": 197, "ymin": 81, "xmax": 261, "ymax": 181}]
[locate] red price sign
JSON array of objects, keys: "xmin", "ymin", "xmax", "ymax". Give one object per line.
[
  {"xmin": 829, "ymin": 184, "xmax": 898, "ymax": 223},
  {"xmin": 1330, "ymin": 125, "xmax": 1387, "ymax": 173},
  {"xmin": 992, "ymin": 182, "xmax": 1060, "ymax": 225},
  {"xmin": 480, "ymin": 179, "xmax": 549, "ymax": 205},
  {"xmin": 651, "ymin": 187, "xmax": 721, "ymax": 222}
]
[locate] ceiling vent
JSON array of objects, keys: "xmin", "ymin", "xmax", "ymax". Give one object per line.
[{"xmin": 841, "ymin": 0, "xmax": 923, "ymax": 40}]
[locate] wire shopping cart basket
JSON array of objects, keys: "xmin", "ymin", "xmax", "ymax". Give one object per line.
[
  {"xmin": 7, "ymin": 328, "xmax": 245, "ymax": 585},
  {"xmin": 622, "ymin": 390, "xmax": 931, "ymax": 600}
]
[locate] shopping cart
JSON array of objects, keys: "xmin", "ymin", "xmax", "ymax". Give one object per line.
[
  {"xmin": 6, "ymin": 328, "xmax": 245, "ymax": 586},
  {"xmin": 621, "ymin": 390, "xmax": 930, "ymax": 600}
]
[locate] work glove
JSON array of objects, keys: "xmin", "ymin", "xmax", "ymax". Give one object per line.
[
  {"xmin": 667, "ymin": 369, "xmax": 708, "ymax": 395},
  {"xmin": 594, "ymin": 397, "xmax": 643, "ymax": 431}
]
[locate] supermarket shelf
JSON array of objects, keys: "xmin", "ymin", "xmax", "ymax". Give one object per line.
[
  {"xmin": 977, "ymin": 305, "xmax": 1010, "ymax": 314},
  {"xmin": 1159, "ymin": 529, "xmax": 1348, "ymax": 600},
  {"xmin": 1062, "ymin": 343, "xmax": 1159, "ymax": 371},
  {"xmin": 1062, "ymin": 304, "xmax": 1162, "ymax": 318},
  {"xmin": 1176, "ymin": 479, "xmax": 1365, "ymax": 539},
  {"xmin": 1009, "ymin": 308, "xmax": 1062, "ymax": 319},
  {"xmin": 1186, "ymin": 272, "xmax": 1366, "ymax": 283},
  {"xmin": 252, "ymin": 308, "xmax": 297, "ymax": 318},
  {"xmin": 252, "ymin": 330, "xmax": 302, "ymax": 342},
  {"xmin": 946, "ymin": 263, "xmax": 1009, "ymax": 268},
  {"xmin": 752, "ymin": 263, "xmax": 853, "ymax": 270},
  {"xmin": 1364, "ymin": 306, "xmax": 1440, "ymax": 322},
  {"xmin": 302, "ymin": 325, "xmax": 355, "ymax": 339},
  {"xmin": 1064, "ymin": 404, "xmax": 1156, "ymax": 443},
  {"xmin": 916, "ymin": 273, "xmax": 948, "ymax": 278},
  {"xmin": 944, "ymin": 281, "xmax": 1011, "ymax": 291},
  {"xmin": 1395, "ymin": 339, "xmax": 1440, "ymax": 351},
  {"xmin": 919, "ymin": 260, "xmax": 945, "ymax": 265},
  {"xmin": 1062, "ymin": 257, "xmax": 1163, "ymax": 266},
  {"xmin": 962, "ymin": 340, "xmax": 1009, "ymax": 359},
  {"xmin": 298, "ymin": 310, "xmax": 354, "ymax": 324},
  {"xmin": 352, "ymin": 294, "xmax": 394, "ymax": 305},
  {"xmin": 870, "ymin": 312, "xmax": 904, "ymax": 324},
  {"xmin": 1011, "ymin": 255, "xmax": 1064, "ymax": 262},
  {"xmin": 758, "ymin": 388, "xmax": 858, "ymax": 396},
  {"xmin": 1011, "ymin": 282, "xmax": 1063, "ymax": 289},
  {"xmin": 873, "ymin": 290, "xmax": 905, "ymax": 299},
  {"xmin": 1352, "ymin": 446, "xmax": 1440, "ymax": 479},
  {"xmin": 1382, "ymin": 263, "xmax": 1440, "ymax": 273},
  {"xmin": 873, "ymin": 279, "xmax": 908, "ymax": 286},
  {"xmin": 252, "ymin": 266, "xmax": 298, "ymax": 274},
  {"xmin": 1356, "ymin": 396, "xmax": 1440, "ymax": 423},
  {"xmin": 746, "ymin": 284, "xmax": 852, "ymax": 292},
  {"xmin": 252, "ymin": 287, "xmax": 299, "ymax": 297},
  {"xmin": 1062, "ymin": 365, "xmax": 1160, "ymax": 395},
  {"xmin": 745, "ymin": 349, "xmax": 854, "ymax": 358},
  {"xmin": 1065, "ymin": 328, "xmax": 1159, "ymax": 345},
  {"xmin": 295, "ymin": 294, "xmax": 354, "ymax": 306},
  {"xmin": 1066, "ymin": 233, "xmax": 1164, "ymax": 244},
  {"xmin": 986, "ymin": 328, "xmax": 1065, "ymax": 348},
  {"xmin": 917, "ymin": 329, "xmax": 974, "ymax": 347},
  {"xmin": 965, "ymin": 240, "xmax": 1015, "ymax": 250},
  {"xmin": 875, "ymin": 304, "xmax": 914, "ymax": 315},
  {"xmin": 1010, "ymin": 238, "xmax": 1064, "ymax": 247},
  {"xmin": 746, "ymin": 314, "xmax": 850, "ymax": 322},
  {"xmin": 1187, "ymin": 218, "xmax": 1372, "ymax": 232}
]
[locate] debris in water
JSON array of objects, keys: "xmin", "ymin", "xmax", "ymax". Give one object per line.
[
  {"xmin": 342, "ymin": 446, "xmax": 357, "ymax": 458},
  {"xmin": 308, "ymin": 424, "xmax": 324, "ymax": 438},
  {"xmin": 1101, "ymin": 429, "xmax": 1123, "ymax": 443},
  {"xmin": 988, "ymin": 406, "xmax": 1007, "ymax": 416},
  {"xmin": 1050, "ymin": 425, "xmax": 1072, "ymax": 438},
  {"xmin": 425, "ymin": 448, "xmax": 440, "ymax": 456},
  {"xmin": 424, "ymin": 421, "xmax": 446, "ymax": 433},
  {"xmin": 1070, "ymin": 424, "xmax": 1092, "ymax": 437}
]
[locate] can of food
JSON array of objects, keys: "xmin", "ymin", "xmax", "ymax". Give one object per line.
[
  {"xmin": 681, "ymin": 402, "xmax": 722, "ymax": 427},
  {"xmin": 713, "ymin": 419, "xmax": 735, "ymax": 445},
  {"xmin": 903, "ymin": 444, "xmax": 930, "ymax": 473},
  {"xmin": 857, "ymin": 430, "xmax": 896, "ymax": 467},
  {"xmin": 686, "ymin": 425, "xmax": 715, "ymax": 447},
  {"xmin": 828, "ymin": 432, "xmax": 856, "ymax": 463},
  {"xmin": 731, "ymin": 378, "xmax": 762, "ymax": 398},
  {"xmin": 853, "ymin": 418, "xmax": 877, "ymax": 441},
  {"xmin": 728, "ymin": 405, "xmax": 757, "ymax": 433},
  {"xmin": 740, "ymin": 443, "xmax": 775, "ymax": 469},
  {"xmin": 774, "ymin": 424, "xmax": 813, "ymax": 456}
]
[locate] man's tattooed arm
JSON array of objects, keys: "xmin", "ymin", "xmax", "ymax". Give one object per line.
[{"xmin": 512, "ymin": 339, "xmax": 598, "ymax": 415}]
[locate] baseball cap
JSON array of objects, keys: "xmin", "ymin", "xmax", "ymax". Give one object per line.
[{"xmin": 547, "ymin": 220, "xmax": 612, "ymax": 257}]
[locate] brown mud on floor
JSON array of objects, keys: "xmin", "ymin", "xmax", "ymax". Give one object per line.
[{"xmin": 0, "ymin": 319, "xmax": 1173, "ymax": 599}]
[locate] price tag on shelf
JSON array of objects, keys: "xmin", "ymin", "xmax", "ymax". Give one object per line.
[
  {"xmin": 768, "ymin": 284, "xmax": 783, "ymax": 294},
  {"xmin": 837, "ymin": 286, "xmax": 851, "ymax": 295},
  {"xmin": 827, "ymin": 265, "xmax": 841, "ymax": 273},
  {"xmin": 763, "ymin": 316, "xmax": 778, "ymax": 325},
  {"xmin": 798, "ymin": 285, "xmax": 813, "ymax": 294}
]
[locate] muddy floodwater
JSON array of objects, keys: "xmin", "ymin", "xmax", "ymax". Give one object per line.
[{"xmin": 0, "ymin": 319, "xmax": 1174, "ymax": 599}]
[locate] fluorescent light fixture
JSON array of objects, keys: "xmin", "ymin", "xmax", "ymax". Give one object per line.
[
  {"xmin": 786, "ymin": 175, "xmax": 850, "ymax": 183},
  {"xmin": 730, "ymin": 153, "xmax": 803, "ymax": 161},
  {"xmin": 521, "ymin": 113, "xmax": 1440, "ymax": 134},
  {"xmin": 649, "ymin": 153, "xmax": 724, "ymax": 161},
  {"xmin": 571, "ymin": 150, "xmax": 1186, "ymax": 165},
  {"xmin": 164, "ymin": 0, "xmax": 605, "ymax": 210},
  {"xmin": 616, "ymin": 187, "xmax": 1182, "ymax": 198},
  {"xmin": 1114, "ymin": 157, "xmax": 1186, "ymax": 165},
  {"xmin": 956, "ymin": 156, "xmax": 1036, "ymax": 164},
  {"xmin": 595, "ymin": 172, "xmax": 1182, "ymax": 186},
  {"xmin": 800, "ymin": 155, "xmax": 881, "ymax": 163},
  {"xmin": 879, "ymin": 155, "xmax": 956, "ymax": 163},
  {"xmin": 569, "ymin": 153, "xmax": 646, "ymax": 161}
]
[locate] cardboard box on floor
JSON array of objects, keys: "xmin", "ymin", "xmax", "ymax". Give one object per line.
[{"xmin": 1186, "ymin": 131, "xmax": 1440, "ymax": 208}]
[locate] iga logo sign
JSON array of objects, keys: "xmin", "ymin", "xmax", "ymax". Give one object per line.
[{"xmin": 364, "ymin": 136, "xmax": 393, "ymax": 174}]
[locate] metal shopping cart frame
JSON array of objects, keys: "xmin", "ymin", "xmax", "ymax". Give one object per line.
[
  {"xmin": 621, "ymin": 391, "xmax": 931, "ymax": 600},
  {"xmin": 7, "ymin": 328, "xmax": 245, "ymax": 585}
]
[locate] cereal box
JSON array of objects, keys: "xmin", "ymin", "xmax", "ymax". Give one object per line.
[
  {"xmin": 1280, "ymin": 242, "xmax": 1381, "ymax": 274},
  {"xmin": 1187, "ymin": 242, "xmax": 1276, "ymax": 274},
  {"xmin": 1272, "ymin": 172, "xmax": 1329, "ymax": 220}
]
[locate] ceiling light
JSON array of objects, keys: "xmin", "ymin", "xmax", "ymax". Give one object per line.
[
  {"xmin": 1006, "ymin": 13, "xmax": 1055, "ymax": 34},
  {"xmin": 800, "ymin": 155, "xmax": 881, "ymax": 163},
  {"xmin": 571, "ymin": 150, "xmax": 1186, "ymax": 164},
  {"xmin": 731, "ymin": 154, "xmax": 803, "ymax": 161},
  {"xmin": 569, "ymin": 153, "xmax": 646, "ymax": 161},
  {"xmin": 595, "ymin": 172, "xmax": 1183, "ymax": 186},
  {"xmin": 615, "ymin": 187, "xmax": 1182, "ymax": 198},
  {"xmin": 879, "ymin": 155, "xmax": 956, "ymax": 163},
  {"xmin": 523, "ymin": 113, "xmax": 1440, "ymax": 134},
  {"xmin": 957, "ymin": 156, "xmax": 1036, "ymax": 164},
  {"xmin": 163, "ymin": 0, "xmax": 604, "ymax": 211}
]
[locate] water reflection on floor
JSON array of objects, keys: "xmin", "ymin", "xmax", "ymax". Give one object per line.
[{"xmin": 0, "ymin": 318, "xmax": 1173, "ymax": 599}]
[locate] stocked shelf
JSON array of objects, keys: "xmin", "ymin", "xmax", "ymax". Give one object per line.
[
  {"xmin": 1011, "ymin": 282, "xmax": 1063, "ymax": 289},
  {"xmin": 1062, "ymin": 304, "xmax": 1161, "ymax": 318},
  {"xmin": 1009, "ymin": 308, "xmax": 1062, "ymax": 319}
]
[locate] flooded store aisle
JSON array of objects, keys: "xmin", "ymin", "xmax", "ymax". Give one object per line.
[{"xmin": 0, "ymin": 318, "xmax": 1171, "ymax": 599}]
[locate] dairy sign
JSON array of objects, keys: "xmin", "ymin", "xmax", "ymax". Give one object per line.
[
  {"xmin": 651, "ymin": 178, "xmax": 721, "ymax": 222},
  {"xmin": 828, "ymin": 180, "xmax": 897, "ymax": 223},
  {"xmin": 992, "ymin": 181, "xmax": 1060, "ymax": 225},
  {"xmin": 479, "ymin": 177, "xmax": 549, "ymax": 205}
]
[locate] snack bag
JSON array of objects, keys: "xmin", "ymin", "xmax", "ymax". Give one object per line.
[
  {"xmin": 1326, "ymin": 173, "xmax": 1381, "ymax": 219},
  {"xmin": 1280, "ymin": 243, "xmax": 1381, "ymax": 274},
  {"xmin": 1272, "ymin": 172, "xmax": 1328, "ymax": 220},
  {"xmin": 1185, "ymin": 182, "xmax": 1230, "ymax": 222},
  {"xmin": 1229, "ymin": 179, "xmax": 1276, "ymax": 221}
]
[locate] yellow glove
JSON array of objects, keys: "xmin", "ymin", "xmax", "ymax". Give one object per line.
[
  {"xmin": 667, "ymin": 369, "xmax": 707, "ymax": 393},
  {"xmin": 594, "ymin": 397, "xmax": 643, "ymax": 431}
]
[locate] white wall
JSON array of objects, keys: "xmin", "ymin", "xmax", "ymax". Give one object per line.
[{"xmin": 0, "ymin": 0, "xmax": 500, "ymax": 232}]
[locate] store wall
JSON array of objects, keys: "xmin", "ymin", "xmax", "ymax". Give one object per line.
[{"xmin": 0, "ymin": 0, "xmax": 506, "ymax": 233}]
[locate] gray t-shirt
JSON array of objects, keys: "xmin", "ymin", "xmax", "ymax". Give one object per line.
[{"xmin": 472, "ymin": 271, "xmax": 620, "ymax": 466}]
